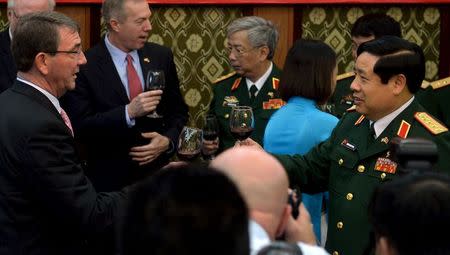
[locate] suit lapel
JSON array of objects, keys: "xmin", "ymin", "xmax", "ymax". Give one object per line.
[
  {"xmin": 12, "ymin": 81, "xmax": 61, "ymax": 119},
  {"xmin": 97, "ymin": 41, "xmax": 130, "ymax": 103}
]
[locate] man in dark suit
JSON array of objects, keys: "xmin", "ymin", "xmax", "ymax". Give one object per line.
[
  {"xmin": 204, "ymin": 16, "xmax": 282, "ymax": 155},
  {"xmin": 0, "ymin": 0, "xmax": 55, "ymax": 93},
  {"xmin": 241, "ymin": 36, "xmax": 450, "ymax": 255},
  {"xmin": 61, "ymin": 0, "xmax": 188, "ymax": 192},
  {"xmin": 0, "ymin": 12, "xmax": 132, "ymax": 255}
]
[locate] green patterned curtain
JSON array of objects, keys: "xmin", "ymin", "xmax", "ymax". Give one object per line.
[{"xmin": 301, "ymin": 6, "xmax": 441, "ymax": 81}]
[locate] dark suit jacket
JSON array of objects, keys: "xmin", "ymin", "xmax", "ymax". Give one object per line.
[
  {"xmin": 61, "ymin": 40, "xmax": 188, "ymax": 192},
  {"xmin": 0, "ymin": 81, "xmax": 129, "ymax": 255},
  {"xmin": 0, "ymin": 28, "xmax": 16, "ymax": 93}
]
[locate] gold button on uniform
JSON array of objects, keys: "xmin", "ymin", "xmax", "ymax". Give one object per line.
[
  {"xmin": 333, "ymin": 251, "xmax": 339, "ymax": 255},
  {"xmin": 380, "ymin": 173, "xmax": 386, "ymax": 179},
  {"xmin": 224, "ymin": 114, "xmax": 229, "ymax": 119},
  {"xmin": 357, "ymin": 165, "xmax": 365, "ymax": 173},
  {"xmin": 338, "ymin": 159, "xmax": 344, "ymax": 165},
  {"xmin": 346, "ymin": 193, "xmax": 353, "ymax": 200},
  {"xmin": 337, "ymin": 221, "xmax": 344, "ymax": 229}
]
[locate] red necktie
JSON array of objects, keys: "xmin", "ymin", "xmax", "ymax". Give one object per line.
[
  {"xmin": 126, "ymin": 54, "xmax": 142, "ymax": 100},
  {"xmin": 60, "ymin": 108, "xmax": 74, "ymax": 137}
]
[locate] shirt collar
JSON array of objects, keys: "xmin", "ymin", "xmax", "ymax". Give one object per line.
[
  {"xmin": 16, "ymin": 77, "xmax": 61, "ymax": 113},
  {"xmin": 246, "ymin": 62, "xmax": 273, "ymax": 92},
  {"xmin": 104, "ymin": 34, "xmax": 139, "ymax": 65},
  {"xmin": 249, "ymin": 219, "xmax": 271, "ymax": 255},
  {"xmin": 371, "ymin": 96, "xmax": 415, "ymax": 138}
]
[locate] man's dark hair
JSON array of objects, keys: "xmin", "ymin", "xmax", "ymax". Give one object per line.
[
  {"xmin": 120, "ymin": 164, "xmax": 249, "ymax": 255},
  {"xmin": 279, "ymin": 39, "xmax": 336, "ymax": 104},
  {"xmin": 12, "ymin": 11, "xmax": 79, "ymax": 72},
  {"xmin": 351, "ymin": 13, "xmax": 401, "ymax": 38},
  {"xmin": 369, "ymin": 172, "xmax": 450, "ymax": 255},
  {"xmin": 357, "ymin": 36, "xmax": 425, "ymax": 93}
]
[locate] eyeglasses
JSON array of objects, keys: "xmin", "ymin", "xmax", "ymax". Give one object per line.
[
  {"xmin": 226, "ymin": 45, "xmax": 260, "ymax": 57},
  {"xmin": 45, "ymin": 49, "xmax": 83, "ymax": 58}
]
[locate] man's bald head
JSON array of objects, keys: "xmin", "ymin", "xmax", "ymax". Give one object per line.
[{"xmin": 211, "ymin": 147, "xmax": 290, "ymax": 239}]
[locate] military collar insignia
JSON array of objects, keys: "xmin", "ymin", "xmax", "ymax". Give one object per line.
[
  {"xmin": 397, "ymin": 120, "xmax": 411, "ymax": 139},
  {"xmin": 414, "ymin": 112, "xmax": 448, "ymax": 135},
  {"xmin": 381, "ymin": 137, "xmax": 389, "ymax": 144},
  {"xmin": 272, "ymin": 78, "xmax": 280, "ymax": 90},
  {"xmin": 354, "ymin": 115, "xmax": 365, "ymax": 125},
  {"xmin": 231, "ymin": 77, "xmax": 242, "ymax": 91},
  {"xmin": 144, "ymin": 57, "xmax": 150, "ymax": 63}
]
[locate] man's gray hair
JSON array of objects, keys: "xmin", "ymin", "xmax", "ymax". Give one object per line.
[
  {"xmin": 227, "ymin": 16, "xmax": 279, "ymax": 60},
  {"xmin": 7, "ymin": 0, "xmax": 55, "ymax": 10}
]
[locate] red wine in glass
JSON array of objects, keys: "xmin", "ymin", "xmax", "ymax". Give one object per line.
[{"xmin": 230, "ymin": 127, "xmax": 254, "ymax": 141}]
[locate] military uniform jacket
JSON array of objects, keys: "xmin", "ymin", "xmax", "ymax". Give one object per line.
[
  {"xmin": 210, "ymin": 65, "xmax": 282, "ymax": 151},
  {"xmin": 275, "ymin": 99, "xmax": 450, "ymax": 255},
  {"xmin": 325, "ymin": 73, "xmax": 354, "ymax": 118}
]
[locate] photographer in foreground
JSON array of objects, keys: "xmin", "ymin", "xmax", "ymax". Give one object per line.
[{"xmin": 211, "ymin": 147, "xmax": 329, "ymax": 255}]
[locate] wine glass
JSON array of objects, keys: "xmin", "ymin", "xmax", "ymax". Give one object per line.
[
  {"xmin": 229, "ymin": 106, "xmax": 254, "ymax": 142},
  {"xmin": 177, "ymin": 126, "xmax": 203, "ymax": 161},
  {"xmin": 145, "ymin": 70, "xmax": 165, "ymax": 118},
  {"xmin": 202, "ymin": 114, "xmax": 219, "ymax": 160}
]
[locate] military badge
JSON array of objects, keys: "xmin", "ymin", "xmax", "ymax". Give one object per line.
[
  {"xmin": 144, "ymin": 57, "xmax": 150, "ymax": 63},
  {"xmin": 375, "ymin": 157, "xmax": 397, "ymax": 174},
  {"xmin": 381, "ymin": 137, "xmax": 389, "ymax": 144},
  {"xmin": 340, "ymin": 139, "xmax": 356, "ymax": 151},
  {"xmin": 223, "ymin": 96, "xmax": 239, "ymax": 107},
  {"xmin": 263, "ymin": 99, "xmax": 285, "ymax": 110},
  {"xmin": 340, "ymin": 94, "xmax": 354, "ymax": 106},
  {"xmin": 267, "ymin": 92, "xmax": 274, "ymax": 98}
]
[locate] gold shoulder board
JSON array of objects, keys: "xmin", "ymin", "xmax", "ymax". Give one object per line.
[
  {"xmin": 431, "ymin": 77, "xmax": 450, "ymax": 90},
  {"xmin": 421, "ymin": 80, "xmax": 431, "ymax": 89},
  {"xmin": 213, "ymin": 72, "xmax": 236, "ymax": 84},
  {"xmin": 337, "ymin": 72, "xmax": 355, "ymax": 81},
  {"xmin": 414, "ymin": 112, "xmax": 448, "ymax": 135}
]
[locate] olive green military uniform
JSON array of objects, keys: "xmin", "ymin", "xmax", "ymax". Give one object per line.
[
  {"xmin": 209, "ymin": 65, "xmax": 282, "ymax": 152},
  {"xmin": 415, "ymin": 80, "xmax": 443, "ymax": 123},
  {"xmin": 430, "ymin": 77, "xmax": 450, "ymax": 127},
  {"xmin": 325, "ymin": 72, "xmax": 355, "ymax": 118},
  {"xmin": 274, "ymin": 99, "xmax": 450, "ymax": 255}
]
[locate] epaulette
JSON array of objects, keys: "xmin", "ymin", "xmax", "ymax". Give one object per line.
[
  {"xmin": 213, "ymin": 71, "xmax": 236, "ymax": 84},
  {"xmin": 346, "ymin": 105, "xmax": 357, "ymax": 112},
  {"xmin": 337, "ymin": 72, "xmax": 355, "ymax": 81},
  {"xmin": 421, "ymin": 80, "xmax": 431, "ymax": 89},
  {"xmin": 414, "ymin": 112, "xmax": 448, "ymax": 135},
  {"xmin": 430, "ymin": 76, "xmax": 450, "ymax": 90}
]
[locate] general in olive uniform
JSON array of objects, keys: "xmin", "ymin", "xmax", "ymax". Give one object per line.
[
  {"xmin": 206, "ymin": 16, "xmax": 282, "ymax": 153},
  {"xmin": 210, "ymin": 67, "xmax": 282, "ymax": 151},
  {"xmin": 244, "ymin": 37, "xmax": 450, "ymax": 255},
  {"xmin": 418, "ymin": 77, "xmax": 450, "ymax": 127}
]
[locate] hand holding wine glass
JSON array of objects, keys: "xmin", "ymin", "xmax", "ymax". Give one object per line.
[
  {"xmin": 202, "ymin": 114, "xmax": 219, "ymax": 160},
  {"xmin": 177, "ymin": 126, "xmax": 203, "ymax": 161},
  {"xmin": 145, "ymin": 70, "xmax": 165, "ymax": 118},
  {"xmin": 229, "ymin": 106, "xmax": 254, "ymax": 142}
]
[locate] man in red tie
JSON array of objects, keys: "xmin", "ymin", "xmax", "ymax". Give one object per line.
[
  {"xmin": 61, "ymin": 0, "xmax": 188, "ymax": 192},
  {"xmin": 0, "ymin": 11, "xmax": 134, "ymax": 255}
]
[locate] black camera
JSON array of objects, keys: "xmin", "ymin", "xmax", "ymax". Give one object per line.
[
  {"xmin": 389, "ymin": 137, "xmax": 438, "ymax": 174},
  {"xmin": 288, "ymin": 189, "xmax": 302, "ymax": 219}
]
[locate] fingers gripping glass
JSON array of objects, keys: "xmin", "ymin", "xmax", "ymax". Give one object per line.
[
  {"xmin": 145, "ymin": 70, "xmax": 165, "ymax": 118},
  {"xmin": 229, "ymin": 106, "xmax": 254, "ymax": 142}
]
